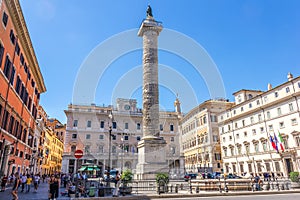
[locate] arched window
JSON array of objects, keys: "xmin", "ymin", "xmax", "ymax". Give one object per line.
[{"xmin": 71, "ymin": 145, "xmax": 76, "ymax": 152}]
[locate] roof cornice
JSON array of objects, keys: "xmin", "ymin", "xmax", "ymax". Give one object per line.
[{"xmin": 5, "ymin": 0, "xmax": 46, "ymax": 93}]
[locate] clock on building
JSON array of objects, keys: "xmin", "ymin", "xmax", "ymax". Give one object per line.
[{"xmin": 124, "ymin": 105, "xmax": 131, "ymax": 110}]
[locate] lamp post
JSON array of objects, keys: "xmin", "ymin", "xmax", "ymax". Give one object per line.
[{"xmin": 107, "ymin": 111, "xmax": 113, "ymax": 186}]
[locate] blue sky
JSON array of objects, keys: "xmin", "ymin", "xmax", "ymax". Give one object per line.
[{"xmin": 20, "ymin": 0, "xmax": 300, "ymax": 123}]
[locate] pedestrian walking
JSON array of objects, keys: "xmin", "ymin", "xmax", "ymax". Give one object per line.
[
  {"xmin": 48, "ymin": 174, "xmax": 59, "ymax": 200},
  {"xmin": 11, "ymin": 172, "xmax": 20, "ymax": 200},
  {"xmin": 33, "ymin": 174, "xmax": 40, "ymax": 192},
  {"xmin": 0, "ymin": 174, "xmax": 8, "ymax": 192},
  {"xmin": 26, "ymin": 174, "xmax": 32, "ymax": 193},
  {"xmin": 20, "ymin": 173, "xmax": 27, "ymax": 192}
]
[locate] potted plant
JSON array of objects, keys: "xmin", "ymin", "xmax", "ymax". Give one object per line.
[
  {"xmin": 119, "ymin": 169, "xmax": 133, "ymax": 195},
  {"xmin": 156, "ymin": 172, "xmax": 169, "ymax": 194},
  {"xmin": 289, "ymin": 171, "xmax": 300, "ymax": 189}
]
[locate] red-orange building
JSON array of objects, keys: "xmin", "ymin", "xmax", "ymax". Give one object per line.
[{"xmin": 0, "ymin": 0, "xmax": 46, "ymax": 176}]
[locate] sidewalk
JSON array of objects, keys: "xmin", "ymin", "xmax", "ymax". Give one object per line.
[{"xmin": 0, "ymin": 181, "xmax": 299, "ymax": 200}]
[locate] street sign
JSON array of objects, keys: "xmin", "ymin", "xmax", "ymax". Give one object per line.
[{"xmin": 74, "ymin": 149, "xmax": 83, "ymax": 159}]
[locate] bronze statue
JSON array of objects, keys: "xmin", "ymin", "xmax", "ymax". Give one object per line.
[{"xmin": 146, "ymin": 5, "xmax": 153, "ymax": 17}]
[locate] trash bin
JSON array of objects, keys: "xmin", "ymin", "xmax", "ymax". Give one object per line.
[
  {"xmin": 89, "ymin": 187, "xmax": 96, "ymax": 197},
  {"xmin": 98, "ymin": 187, "xmax": 105, "ymax": 197}
]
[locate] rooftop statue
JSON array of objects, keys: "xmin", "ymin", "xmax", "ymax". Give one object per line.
[{"xmin": 146, "ymin": 5, "xmax": 153, "ymax": 17}]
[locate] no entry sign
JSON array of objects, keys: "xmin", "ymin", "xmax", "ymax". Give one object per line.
[{"xmin": 74, "ymin": 149, "xmax": 83, "ymax": 159}]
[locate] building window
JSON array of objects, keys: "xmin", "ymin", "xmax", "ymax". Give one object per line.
[
  {"xmin": 258, "ymin": 114, "xmax": 262, "ymax": 122},
  {"xmin": 99, "ymin": 135, "xmax": 104, "ymax": 140},
  {"xmin": 262, "ymin": 142, "xmax": 267, "ymax": 151},
  {"xmin": 170, "ymin": 137, "xmax": 174, "ymax": 142},
  {"xmin": 0, "ymin": 43, "xmax": 4, "ymax": 68},
  {"xmin": 2, "ymin": 11, "xmax": 8, "ymax": 27},
  {"xmin": 250, "ymin": 117, "xmax": 254, "ymax": 124},
  {"xmin": 125, "ymin": 122, "xmax": 129, "ymax": 129},
  {"xmin": 228, "ymin": 125, "xmax": 231, "ymax": 131},
  {"xmin": 279, "ymin": 122, "xmax": 285, "ymax": 129},
  {"xmin": 98, "ymin": 146, "xmax": 103, "ymax": 153},
  {"xmin": 203, "ymin": 116, "xmax": 207, "ymax": 124},
  {"xmin": 87, "ymin": 120, "xmax": 92, "ymax": 128},
  {"xmin": 224, "ymin": 149, "xmax": 227, "ymax": 157},
  {"xmin": 252, "ymin": 129, "xmax": 256, "ymax": 135},
  {"xmin": 274, "ymin": 92, "xmax": 279, "ymax": 98},
  {"xmin": 277, "ymin": 108, "xmax": 282, "ymax": 116},
  {"xmin": 84, "ymin": 146, "xmax": 90, "ymax": 153},
  {"xmin": 112, "ymin": 122, "xmax": 117, "ymax": 129},
  {"xmin": 286, "ymin": 87, "xmax": 290, "ymax": 93},
  {"xmin": 298, "ymin": 82, "xmax": 300, "ymax": 88},
  {"xmin": 233, "ymin": 110, "xmax": 236, "ymax": 115},
  {"xmin": 244, "ymin": 132, "xmax": 247, "ymax": 137},
  {"xmin": 266, "ymin": 163, "xmax": 271, "ymax": 171},
  {"xmin": 283, "ymin": 138, "xmax": 288, "ymax": 149},
  {"xmin": 245, "ymin": 145, "xmax": 250, "ymax": 153},
  {"xmin": 248, "ymin": 163, "xmax": 253, "ymax": 173},
  {"xmin": 124, "ymin": 135, "xmax": 129, "ymax": 140},
  {"xmin": 71, "ymin": 145, "xmax": 76, "ymax": 152},
  {"xmin": 73, "ymin": 120, "xmax": 78, "ymax": 127},
  {"xmin": 242, "ymin": 120, "xmax": 245, "ymax": 127},
  {"xmin": 275, "ymin": 162, "xmax": 280, "ymax": 171},
  {"xmin": 241, "ymin": 107, "xmax": 244, "ymax": 112},
  {"xmin": 86, "ymin": 134, "xmax": 91, "ymax": 139},
  {"xmin": 137, "ymin": 136, "xmax": 141, "ymax": 141},
  {"xmin": 9, "ymin": 29, "xmax": 15, "ymax": 44},
  {"xmin": 268, "ymin": 125, "xmax": 273, "ymax": 131},
  {"xmin": 223, "ymin": 137, "xmax": 226, "ymax": 142},
  {"xmin": 137, "ymin": 123, "xmax": 141, "ymax": 130},
  {"xmin": 266, "ymin": 111, "xmax": 271, "ymax": 119},
  {"xmin": 254, "ymin": 143, "xmax": 259, "ymax": 152},
  {"xmin": 236, "ymin": 133, "xmax": 239, "ymax": 139},
  {"xmin": 235, "ymin": 122, "xmax": 238, "ymax": 128},
  {"xmin": 112, "ymin": 135, "xmax": 116, "ymax": 140},
  {"xmin": 260, "ymin": 127, "xmax": 264, "ymax": 134},
  {"xmin": 229, "ymin": 136, "xmax": 232, "ymax": 141},
  {"xmin": 100, "ymin": 121, "xmax": 104, "ymax": 128},
  {"xmin": 257, "ymin": 162, "xmax": 262, "ymax": 172},
  {"xmin": 295, "ymin": 136, "xmax": 300, "ymax": 147},
  {"xmin": 256, "ymin": 100, "xmax": 260, "ymax": 105},
  {"xmin": 72, "ymin": 134, "xmax": 77, "ymax": 139},
  {"xmin": 170, "ymin": 124, "xmax": 174, "ymax": 132},
  {"xmin": 213, "ymin": 135, "xmax": 218, "ymax": 142},
  {"xmin": 230, "ymin": 148, "xmax": 234, "ymax": 156},
  {"xmin": 264, "ymin": 96, "xmax": 268, "ymax": 102},
  {"xmin": 237, "ymin": 146, "xmax": 242, "ymax": 155},
  {"xmin": 112, "ymin": 146, "xmax": 116, "ymax": 153},
  {"xmin": 291, "ymin": 118, "xmax": 298, "ymax": 126},
  {"xmin": 160, "ymin": 124, "xmax": 163, "ymax": 131},
  {"xmin": 289, "ymin": 103, "xmax": 294, "ymax": 112},
  {"xmin": 249, "ymin": 103, "xmax": 252, "ymax": 108}
]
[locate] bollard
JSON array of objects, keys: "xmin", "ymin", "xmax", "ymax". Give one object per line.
[
  {"xmin": 180, "ymin": 183, "xmax": 183, "ymax": 190},
  {"xmin": 175, "ymin": 184, "xmax": 178, "ymax": 193},
  {"xmin": 281, "ymin": 183, "xmax": 285, "ymax": 190},
  {"xmin": 189, "ymin": 179, "xmax": 192, "ymax": 194},
  {"xmin": 196, "ymin": 186, "xmax": 199, "ymax": 193},
  {"xmin": 285, "ymin": 181, "xmax": 290, "ymax": 190},
  {"xmin": 218, "ymin": 178, "xmax": 222, "ymax": 193},
  {"xmin": 224, "ymin": 178, "xmax": 228, "ymax": 193},
  {"xmin": 170, "ymin": 184, "xmax": 173, "ymax": 193}
]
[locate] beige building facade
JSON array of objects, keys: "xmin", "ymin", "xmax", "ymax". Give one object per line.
[
  {"xmin": 180, "ymin": 99, "xmax": 233, "ymax": 175},
  {"xmin": 62, "ymin": 98, "xmax": 183, "ymax": 177},
  {"xmin": 218, "ymin": 73, "xmax": 300, "ymax": 177}
]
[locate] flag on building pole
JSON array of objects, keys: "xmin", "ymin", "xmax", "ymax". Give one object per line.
[
  {"xmin": 270, "ymin": 135, "xmax": 276, "ymax": 150},
  {"xmin": 278, "ymin": 131, "xmax": 285, "ymax": 152},
  {"xmin": 274, "ymin": 134, "xmax": 279, "ymax": 153}
]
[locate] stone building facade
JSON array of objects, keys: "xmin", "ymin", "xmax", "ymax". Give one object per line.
[
  {"xmin": 180, "ymin": 99, "xmax": 233, "ymax": 175},
  {"xmin": 218, "ymin": 73, "xmax": 300, "ymax": 177},
  {"xmin": 0, "ymin": 0, "xmax": 46, "ymax": 177},
  {"xmin": 62, "ymin": 98, "xmax": 183, "ymax": 177}
]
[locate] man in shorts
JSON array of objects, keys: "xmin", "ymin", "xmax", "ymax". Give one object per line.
[{"xmin": 11, "ymin": 172, "xmax": 20, "ymax": 200}]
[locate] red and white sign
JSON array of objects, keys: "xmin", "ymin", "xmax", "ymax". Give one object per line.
[{"xmin": 74, "ymin": 149, "xmax": 83, "ymax": 159}]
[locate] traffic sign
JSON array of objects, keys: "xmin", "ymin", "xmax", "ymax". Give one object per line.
[{"xmin": 74, "ymin": 149, "xmax": 83, "ymax": 159}]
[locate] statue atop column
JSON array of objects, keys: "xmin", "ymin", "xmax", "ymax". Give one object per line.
[{"xmin": 146, "ymin": 5, "xmax": 153, "ymax": 17}]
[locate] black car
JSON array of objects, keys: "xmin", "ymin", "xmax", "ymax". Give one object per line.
[{"xmin": 184, "ymin": 173, "xmax": 197, "ymax": 181}]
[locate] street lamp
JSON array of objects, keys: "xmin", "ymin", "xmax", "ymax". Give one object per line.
[{"xmin": 107, "ymin": 110, "xmax": 113, "ymax": 185}]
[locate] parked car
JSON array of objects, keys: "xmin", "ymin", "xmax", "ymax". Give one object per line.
[{"xmin": 184, "ymin": 173, "xmax": 197, "ymax": 181}]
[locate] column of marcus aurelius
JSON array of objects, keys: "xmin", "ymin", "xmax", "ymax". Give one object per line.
[{"xmin": 135, "ymin": 6, "xmax": 168, "ymax": 180}]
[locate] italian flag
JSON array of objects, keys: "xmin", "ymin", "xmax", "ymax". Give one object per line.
[{"xmin": 278, "ymin": 131, "xmax": 285, "ymax": 152}]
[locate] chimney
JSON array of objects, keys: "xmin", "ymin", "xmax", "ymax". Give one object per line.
[{"xmin": 267, "ymin": 83, "xmax": 272, "ymax": 90}]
